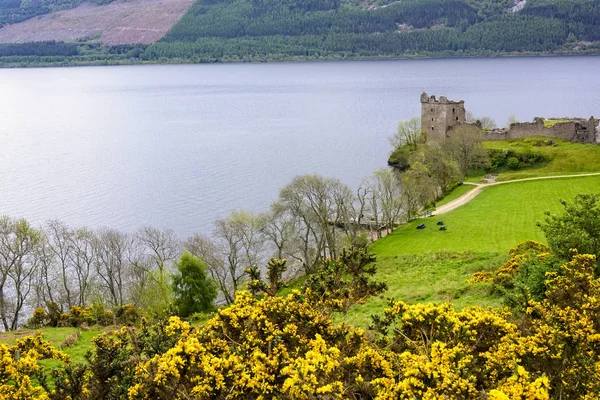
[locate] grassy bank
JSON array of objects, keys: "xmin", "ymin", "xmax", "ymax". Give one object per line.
[
  {"xmin": 479, "ymin": 137, "xmax": 600, "ymax": 181},
  {"xmin": 373, "ymin": 175, "xmax": 600, "ymax": 256}
]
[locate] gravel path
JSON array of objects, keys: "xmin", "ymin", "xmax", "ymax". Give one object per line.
[{"xmin": 432, "ymin": 172, "xmax": 600, "ymax": 215}]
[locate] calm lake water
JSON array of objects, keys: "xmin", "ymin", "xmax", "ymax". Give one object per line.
[{"xmin": 1, "ymin": 56, "xmax": 599, "ymax": 237}]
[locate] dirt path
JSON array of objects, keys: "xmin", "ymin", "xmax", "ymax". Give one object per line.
[{"xmin": 433, "ymin": 172, "xmax": 600, "ymax": 215}]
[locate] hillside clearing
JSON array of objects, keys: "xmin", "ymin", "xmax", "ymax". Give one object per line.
[{"xmin": 0, "ymin": 0, "xmax": 195, "ymax": 45}]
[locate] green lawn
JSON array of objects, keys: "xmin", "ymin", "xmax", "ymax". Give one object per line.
[
  {"xmin": 374, "ymin": 175, "xmax": 600, "ymax": 255},
  {"xmin": 480, "ymin": 137, "xmax": 600, "ymax": 181}
]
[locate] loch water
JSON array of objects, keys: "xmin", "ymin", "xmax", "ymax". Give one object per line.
[{"xmin": 1, "ymin": 56, "xmax": 599, "ymax": 237}]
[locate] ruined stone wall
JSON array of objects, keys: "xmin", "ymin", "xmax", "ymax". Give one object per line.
[
  {"xmin": 421, "ymin": 92, "xmax": 466, "ymax": 141},
  {"xmin": 419, "ymin": 93, "xmax": 598, "ymax": 144},
  {"xmin": 482, "ymin": 117, "xmax": 598, "ymax": 143}
]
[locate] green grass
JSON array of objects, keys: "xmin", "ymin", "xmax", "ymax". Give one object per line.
[
  {"xmin": 343, "ymin": 252, "xmax": 505, "ymax": 328},
  {"xmin": 543, "ymin": 119, "xmax": 571, "ymax": 128},
  {"xmin": 480, "ymin": 137, "xmax": 600, "ymax": 181},
  {"xmin": 436, "ymin": 184, "xmax": 476, "ymax": 206},
  {"xmin": 372, "ymin": 175, "xmax": 600, "ymax": 256},
  {"xmin": 0, "ymin": 325, "xmax": 110, "ymax": 364},
  {"xmin": 338, "ymin": 175, "xmax": 600, "ymax": 327}
]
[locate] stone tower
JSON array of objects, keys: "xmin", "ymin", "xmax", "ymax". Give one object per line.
[{"xmin": 420, "ymin": 92, "xmax": 466, "ymax": 140}]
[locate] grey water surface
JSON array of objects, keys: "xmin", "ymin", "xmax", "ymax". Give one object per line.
[{"xmin": 1, "ymin": 56, "xmax": 599, "ymax": 237}]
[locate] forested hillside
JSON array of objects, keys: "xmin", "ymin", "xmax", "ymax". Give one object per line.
[
  {"xmin": 0, "ymin": 0, "xmax": 599, "ymax": 65},
  {"xmin": 142, "ymin": 0, "xmax": 600, "ymax": 61}
]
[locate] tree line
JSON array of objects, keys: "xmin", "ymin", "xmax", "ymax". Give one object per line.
[{"xmin": 0, "ymin": 164, "xmax": 443, "ymax": 330}]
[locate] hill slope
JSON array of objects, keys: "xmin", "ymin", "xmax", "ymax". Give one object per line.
[
  {"xmin": 143, "ymin": 0, "xmax": 600, "ymax": 61},
  {"xmin": 1, "ymin": 0, "xmax": 600, "ymax": 65},
  {"xmin": 0, "ymin": 0, "xmax": 195, "ymax": 45}
]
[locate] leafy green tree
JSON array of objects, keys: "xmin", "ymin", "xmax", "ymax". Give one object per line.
[
  {"xmin": 389, "ymin": 117, "xmax": 424, "ymax": 150},
  {"xmin": 172, "ymin": 252, "xmax": 217, "ymax": 317},
  {"xmin": 539, "ymin": 193, "xmax": 600, "ymax": 261}
]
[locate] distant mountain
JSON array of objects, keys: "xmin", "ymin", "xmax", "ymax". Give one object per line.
[{"xmin": 0, "ymin": 0, "xmax": 599, "ymax": 66}]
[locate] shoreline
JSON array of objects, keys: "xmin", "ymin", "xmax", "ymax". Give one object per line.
[{"xmin": 1, "ymin": 48, "xmax": 599, "ymax": 70}]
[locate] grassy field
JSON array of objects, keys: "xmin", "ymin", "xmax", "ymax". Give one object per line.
[
  {"xmin": 343, "ymin": 251, "xmax": 504, "ymax": 327},
  {"xmin": 374, "ymin": 175, "xmax": 600, "ymax": 255},
  {"xmin": 476, "ymin": 137, "xmax": 600, "ymax": 181},
  {"xmin": 338, "ymin": 175, "xmax": 600, "ymax": 327}
]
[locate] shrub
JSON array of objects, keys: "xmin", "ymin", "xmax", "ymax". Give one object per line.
[
  {"xmin": 68, "ymin": 305, "xmax": 93, "ymax": 327},
  {"xmin": 27, "ymin": 307, "xmax": 48, "ymax": 328},
  {"xmin": 507, "ymin": 156, "xmax": 520, "ymax": 169},
  {"xmin": 114, "ymin": 304, "xmax": 142, "ymax": 326},
  {"xmin": 539, "ymin": 193, "xmax": 600, "ymax": 261},
  {"xmin": 46, "ymin": 301, "xmax": 61, "ymax": 327},
  {"xmin": 469, "ymin": 241, "xmax": 561, "ymax": 310},
  {"xmin": 172, "ymin": 252, "xmax": 217, "ymax": 317},
  {"xmin": 487, "ymin": 148, "xmax": 548, "ymax": 171}
]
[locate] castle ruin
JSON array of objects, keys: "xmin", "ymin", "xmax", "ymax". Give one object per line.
[
  {"xmin": 420, "ymin": 92, "xmax": 599, "ymax": 144},
  {"xmin": 420, "ymin": 92, "xmax": 466, "ymax": 140}
]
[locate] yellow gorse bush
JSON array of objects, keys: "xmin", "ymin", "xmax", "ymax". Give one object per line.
[
  {"xmin": 5, "ymin": 246, "xmax": 600, "ymax": 399},
  {"xmin": 0, "ymin": 335, "xmax": 70, "ymax": 399}
]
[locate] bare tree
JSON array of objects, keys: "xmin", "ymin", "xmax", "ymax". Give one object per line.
[
  {"xmin": 399, "ymin": 168, "xmax": 435, "ymax": 221},
  {"xmin": 128, "ymin": 227, "xmax": 180, "ymax": 310},
  {"xmin": 329, "ymin": 178, "xmax": 357, "ymax": 252},
  {"xmin": 93, "ymin": 229, "xmax": 132, "ymax": 307},
  {"xmin": 359, "ymin": 175, "xmax": 383, "ymax": 239},
  {"xmin": 446, "ymin": 125, "xmax": 490, "ymax": 181},
  {"xmin": 0, "ymin": 217, "xmax": 43, "ymax": 330},
  {"xmin": 44, "ymin": 220, "xmax": 76, "ymax": 309},
  {"xmin": 372, "ymin": 169, "xmax": 405, "ymax": 234},
  {"xmin": 259, "ymin": 209, "xmax": 297, "ymax": 260},
  {"xmin": 213, "ymin": 210, "xmax": 264, "ymax": 303},
  {"xmin": 276, "ymin": 175, "xmax": 328, "ymax": 273},
  {"xmin": 418, "ymin": 143, "xmax": 461, "ymax": 195},
  {"xmin": 135, "ymin": 226, "xmax": 180, "ymax": 276},
  {"xmin": 37, "ymin": 239, "xmax": 59, "ymax": 308},
  {"xmin": 69, "ymin": 228, "xmax": 96, "ymax": 307},
  {"xmin": 466, "ymin": 111, "xmax": 497, "ymax": 129},
  {"xmin": 275, "ymin": 174, "xmax": 357, "ymax": 271}
]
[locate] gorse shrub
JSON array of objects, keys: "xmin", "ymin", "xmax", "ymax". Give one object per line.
[
  {"xmin": 27, "ymin": 302, "xmax": 143, "ymax": 329},
  {"xmin": 6, "ymin": 246, "xmax": 600, "ymax": 398}
]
